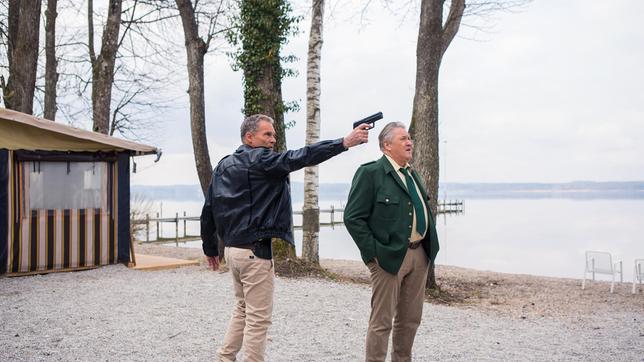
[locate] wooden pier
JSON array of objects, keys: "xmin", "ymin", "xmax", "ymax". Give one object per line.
[
  {"xmin": 134, "ymin": 200, "xmax": 463, "ymax": 244},
  {"xmin": 437, "ymin": 200, "xmax": 464, "ymax": 214}
]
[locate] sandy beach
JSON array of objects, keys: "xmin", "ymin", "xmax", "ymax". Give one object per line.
[{"xmin": 1, "ymin": 243, "xmax": 642, "ymax": 361}]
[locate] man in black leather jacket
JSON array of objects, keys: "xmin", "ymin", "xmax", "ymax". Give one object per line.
[{"xmin": 200, "ymin": 114, "xmax": 369, "ymax": 362}]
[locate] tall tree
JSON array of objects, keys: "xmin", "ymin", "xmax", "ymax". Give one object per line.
[
  {"xmin": 228, "ymin": 0, "xmax": 299, "ymax": 258},
  {"xmin": 409, "ymin": 0, "xmax": 463, "ymax": 214},
  {"xmin": 229, "ymin": 0, "xmax": 299, "ymax": 152},
  {"xmin": 173, "ymin": 0, "xmax": 228, "ymax": 194},
  {"xmin": 170, "ymin": 0, "xmax": 228, "ymax": 258},
  {"xmin": 409, "ymin": 0, "xmax": 529, "ymax": 288},
  {"xmin": 2, "ymin": 0, "xmax": 41, "ymax": 114},
  {"xmin": 409, "ymin": 0, "xmax": 467, "ymax": 289},
  {"xmin": 301, "ymin": 0, "xmax": 324, "ymax": 263},
  {"xmin": 175, "ymin": 0, "xmax": 214, "ymax": 197},
  {"xmin": 44, "ymin": 0, "xmax": 58, "ymax": 120},
  {"xmin": 53, "ymin": 0, "xmax": 181, "ymax": 140},
  {"xmin": 89, "ymin": 0, "xmax": 122, "ymax": 134}
]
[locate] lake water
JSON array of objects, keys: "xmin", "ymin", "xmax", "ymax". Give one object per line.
[{"xmin": 137, "ymin": 198, "xmax": 644, "ymax": 281}]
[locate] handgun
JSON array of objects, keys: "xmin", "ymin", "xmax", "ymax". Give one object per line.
[{"xmin": 352, "ymin": 112, "xmax": 383, "ymax": 130}]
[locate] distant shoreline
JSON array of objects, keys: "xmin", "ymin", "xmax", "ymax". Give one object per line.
[{"xmin": 131, "ymin": 181, "xmax": 644, "ymax": 201}]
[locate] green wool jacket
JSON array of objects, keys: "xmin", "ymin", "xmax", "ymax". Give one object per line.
[{"xmin": 343, "ymin": 155, "xmax": 440, "ymax": 275}]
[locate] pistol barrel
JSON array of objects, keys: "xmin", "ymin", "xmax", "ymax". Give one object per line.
[{"xmin": 353, "ymin": 112, "xmax": 383, "ymax": 129}]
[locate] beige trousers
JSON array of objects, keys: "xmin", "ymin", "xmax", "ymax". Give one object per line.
[
  {"xmin": 218, "ymin": 247, "xmax": 274, "ymax": 362},
  {"xmin": 365, "ymin": 247, "xmax": 429, "ymax": 362}
]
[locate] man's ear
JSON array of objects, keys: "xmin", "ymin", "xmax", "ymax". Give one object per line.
[{"xmin": 243, "ymin": 132, "xmax": 252, "ymax": 145}]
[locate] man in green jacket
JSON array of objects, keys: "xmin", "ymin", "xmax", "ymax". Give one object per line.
[{"xmin": 344, "ymin": 121, "xmax": 439, "ymax": 362}]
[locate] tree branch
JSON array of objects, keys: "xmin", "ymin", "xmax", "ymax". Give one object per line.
[
  {"xmin": 88, "ymin": 0, "xmax": 96, "ymax": 62},
  {"xmin": 441, "ymin": 0, "xmax": 465, "ymax": 56}
]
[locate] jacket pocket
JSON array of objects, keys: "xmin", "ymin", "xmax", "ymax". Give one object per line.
[{"xmin": 374, "ymin": 194, "xmax": 399, "ymax": 220}]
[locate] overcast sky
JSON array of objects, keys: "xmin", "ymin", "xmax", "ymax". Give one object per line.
[{"xmin": 131, "ymin": 0, "xmax": 644, "ymax": 186}]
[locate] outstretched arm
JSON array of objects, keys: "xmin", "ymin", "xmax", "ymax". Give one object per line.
[{"xmin": 260, "ymin": 123, "xmax": 371, "ymax": 176}]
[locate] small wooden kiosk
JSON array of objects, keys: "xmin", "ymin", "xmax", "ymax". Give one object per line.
[{"xmin": 0, "ymin": 108, "xmax": 158, "ymax": 275}]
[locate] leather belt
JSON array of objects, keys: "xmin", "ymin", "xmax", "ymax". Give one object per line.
[{"xmin": 408, "ymin": 242, "xmax": 421, "ymax": 249}]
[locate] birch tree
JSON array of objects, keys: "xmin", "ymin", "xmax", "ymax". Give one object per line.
[{"xmin": 301, "ymin": 0, "xmax": 324, "ymax": 263}]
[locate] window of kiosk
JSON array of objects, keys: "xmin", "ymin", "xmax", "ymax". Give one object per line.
[{"xmin": 22, "ymin": 161, "xmax": 109, "ymax": 213}]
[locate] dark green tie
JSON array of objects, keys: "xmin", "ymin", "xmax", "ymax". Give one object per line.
[{"xmin": 400, "ymin": 167, "xmax": 426, "ymax": 236}]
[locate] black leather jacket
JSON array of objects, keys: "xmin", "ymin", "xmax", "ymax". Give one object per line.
[{"xmin": 200, "ymin": 138, "xmax": 347, "ymax": 257}]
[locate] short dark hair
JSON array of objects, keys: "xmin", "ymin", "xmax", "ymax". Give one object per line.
[{"xmin": 240, "ymin": 114, "xmax": 274, "ymax": 142}]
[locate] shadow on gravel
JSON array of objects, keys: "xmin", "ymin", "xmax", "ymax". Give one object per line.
[
  {"xmin": 426, "ymin": 276, "xmax": 503, "ymax": 306},
  {"xmin": 274, "ymin": 258, "xmax": 476, "ymax": 306},
  {"xmin": 274, "ymin": 258, "xmax": 340, "ymax": 280}
]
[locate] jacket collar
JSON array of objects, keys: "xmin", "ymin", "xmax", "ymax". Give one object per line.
[
  {"xmin": 237, "ymin": 144, "xmax": 253, "ymax": 153},
  {"xmin": 377, "ymin": 155, "xmax": 430, "ymax": 202},
  {"xmin": 377, "ymin": 155, "xmax": 408, "ymax": 195},
  {"xmin": 236, "ymin": 144, "xmax": 273, "ymax": 153}
]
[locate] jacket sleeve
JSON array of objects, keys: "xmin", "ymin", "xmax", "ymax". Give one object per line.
[
  {"xmin": 343, "ymin": 166, "xmax": 378, "ymax": 264},
  {"xmin": 200, "ymin": 182, "xmax": 218, "ymax": 257},
  {"xmin": 259, "ymin": 138, "xmax": 347, "ymax": 177}
]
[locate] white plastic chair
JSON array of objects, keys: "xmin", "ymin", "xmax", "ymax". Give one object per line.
[
  {"xmin": 633, "ymin": 259, "xmax": 644, "ymax": 294},
  {"xmin": 581, "ymin": 251, "xmax": 623, "ymax": 293}
]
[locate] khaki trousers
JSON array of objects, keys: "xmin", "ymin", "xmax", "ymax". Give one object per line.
[
  {"xmin": 365, "ymin": 247, "xmax": 429, "ymax": 362},
  {"xmin": 218, "ymin": 247, "xmax": 274, "ymax": 362}
]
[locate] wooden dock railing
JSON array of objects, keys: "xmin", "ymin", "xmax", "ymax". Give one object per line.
[{"xmin": 133, "ymin": 200, "xmax": 463, "ymax": 244}]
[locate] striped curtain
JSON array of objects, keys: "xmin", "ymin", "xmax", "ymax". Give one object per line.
[{"xmin": 6, "ymin": 156, "xmax": 119, "ymax": 274}]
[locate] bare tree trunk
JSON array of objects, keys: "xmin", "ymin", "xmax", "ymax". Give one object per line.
[
  {"xmin": 89, "ymin": 0, "xmax": 122, "ymax": 134},
  {"xmin": 3, "ymin": 0, "xmax": 41, "ymax": 114},
  {"xmin": 175, "ymin": 0, "xmax": 213, "ymax": 197},
  {"xmin": 410, "ymin": 0, "xmax": 464, "ymax": 289},
  {"xmin": 44, "ymin": 0, "xmax": 59, "ymax": 121},
  {"xmin": 302, "ymin": 0, "xmax": 325, "ymax": 263}
]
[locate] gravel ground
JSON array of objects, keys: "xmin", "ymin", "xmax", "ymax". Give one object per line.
[{"xmin": 1, "ymin": 264, "xmax": 643, "ymax": 361}]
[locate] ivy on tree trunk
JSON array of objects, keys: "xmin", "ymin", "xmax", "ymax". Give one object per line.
[{"xmin": 228, "ymin": 0, "xmax": 300, "ymax": 259}]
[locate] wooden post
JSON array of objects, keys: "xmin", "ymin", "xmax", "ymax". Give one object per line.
[
  {"xmin": 183, "ymin": 211, "xmax": 187, "ymax": 237},
  {"xmin": 175, "ymin": 212, "xmax": 179, "ymax": 246},
  {"xmin": 129, "ymin": 237, "xmax": 137, "ymax": 267},
  {"xmin": 145, "ymin": 214, "xmax": 150, "ymax": 242},
  {"xmin": 330, "ymin": 205, "xmax": 335, "ymax": 229},
  {"xmin": 156, "ymin": 212, "xmax": 160, "ymax": 241}
]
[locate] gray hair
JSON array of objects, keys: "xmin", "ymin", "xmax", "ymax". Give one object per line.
[
  {"xmin": 378, "ymin": 121, "xmax": 407, "ymax": 151},
  {"xmin": 240, "ymin": 114, "xmax": 274, "ymax": 142}
]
